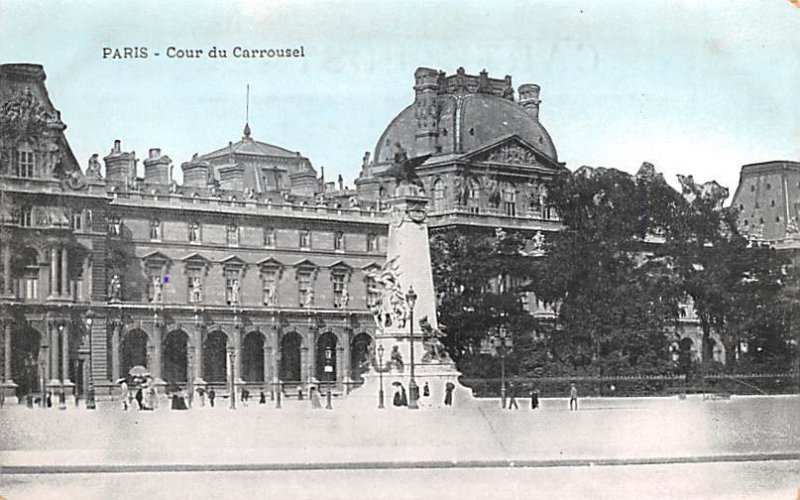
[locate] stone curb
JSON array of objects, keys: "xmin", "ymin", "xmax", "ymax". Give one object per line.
[{"xmin": 2, "ymin": 452, "xmax": 798, "ymax": 475}]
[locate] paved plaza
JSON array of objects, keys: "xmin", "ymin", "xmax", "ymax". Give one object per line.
[{"xmin": 0, "ymin": 394, "xmax": 798, "ymax": 498}]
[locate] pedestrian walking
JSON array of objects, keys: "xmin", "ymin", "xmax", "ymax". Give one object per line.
[
  {"xmin": 507, "ymin": 382, "xmax": 519, "ymax": 409},
  {"xmin": 197, "ymin": 387, "xmax": 206, "ymax": 407},
  {"xmin": 444, "ymin": 381, "xmax": 455, "ymax": 407},
  {"xmin": 569, "ymin": 382, "xmax": 578, "ymax": 411},
  {"xmin": 530, "ymin": 387, "xmax": 539, "ymax": 410},
  {"xmin": 259, "ymin": 389, "xmax": 266, "ymax": 404},
  {"xmin": 310, "ymin": 386, "xmax": 322, "ymax": 409},
  {"xmin": 119, "ymin": 381, "xmax": 130, "ymax": 411},
  {"xmin": 423, "ymin": 382, "xmax": 430, "ymax": 397},
  {"xmin": 208, "ymin": 388, "xmax": 216, "ymax": 407},
  {"xmin": 135, "ymin": 387, "xmax": 143, "ymax": 410}
]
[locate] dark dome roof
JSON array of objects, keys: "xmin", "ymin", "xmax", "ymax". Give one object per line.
[{"xmin": 373, "ymin": 91, "xmax": 557, "ymax": 164}]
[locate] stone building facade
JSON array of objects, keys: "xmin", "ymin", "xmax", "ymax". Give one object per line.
[{"xmin": 0, "ymin": 64, "xmax": 567, "ymax": 402}]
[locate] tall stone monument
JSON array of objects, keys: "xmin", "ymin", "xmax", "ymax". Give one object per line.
[{"xmin": 344, "ymin": 150, "xmax": 473, "ymax": 409}]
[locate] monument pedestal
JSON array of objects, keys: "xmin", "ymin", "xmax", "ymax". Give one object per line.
[
  {"xmin": 342, "ymin": 360, "xmax": 474, "ymax": 410},
  {"xmin": 2, "ymin": 380, "xmax": 18, "ymax": 406},
  {"xmin": 345, "ymin": 180, "xmax": 475, "ymax": 409}
]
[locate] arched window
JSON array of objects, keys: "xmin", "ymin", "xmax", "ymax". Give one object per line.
[{"xmin": 432, "ymin": 178, "xmax": 446, "ymax": 212}]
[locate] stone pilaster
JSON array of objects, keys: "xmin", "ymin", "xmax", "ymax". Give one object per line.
[
  {"xmin": 60, "ymin": 247, "xmax": 68, "ymax": 298},
  {"xmin": 61, "ymin": 322, "xmax": 72, "ymax": 386},
  {"xmin": 110, "ymin": 322, "xmax": 121, "ymax": 382}
]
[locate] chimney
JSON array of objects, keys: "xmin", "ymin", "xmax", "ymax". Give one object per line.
[
  {"xmin": 143, "ymin": 148, "xmax": 171, "ymax": 185},
  {"xmin": 182, "ymin": 156, "xmax": 211, "ymax": 187},
  {"xmin": 218, "ymin": 163, "xmax": 245, "ymax": 191},
  {"xmin": 413, "ymin": 67, "xmax": 440, "ymax": 156},
  {"xmin": 518, "ymin": 84, "xmax": 541, "ymax": 120},
  {"xmin": 103, "ymin": 139, "xmax": 137, "ymax": 184}
]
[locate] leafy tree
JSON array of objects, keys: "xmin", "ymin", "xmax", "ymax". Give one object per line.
[
  {"xmin": 528, "ymin": 165, "xmax": 684, "ymax": 377},
  {"xmin": 430, "ymin": 227, "xmax": 534, "ymax": 369}
]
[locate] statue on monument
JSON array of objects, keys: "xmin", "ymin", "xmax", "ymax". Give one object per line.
[
  {"xmin": 368, "ymin": 257, "xmax": 409, "ymax": 331},
  {"xmin": 419, "ymin": 316, "xmax": 452, "ymax": 363},
  {"xmin": 380, "ymin": 142, "xmax": 430, "ymax": 193}
]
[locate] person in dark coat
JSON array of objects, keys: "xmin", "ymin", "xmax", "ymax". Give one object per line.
[
  {"xmin": 135, "ymin": 387, "xmax": 144, "ymax": 410},
  {"xmin": 259, "ymin": 389, "xmax": 266, "ymax": 404},
  {"xmin": 444, "ymin": 381, "xmax": 455, "ymax": 406},
  {"xmin": 208, "ymin": 388, "xmax": 216, "ymax": 407},
  {"xmin": 530, "ymin": 387, "xmax": 539, "ymax": 409},
  {"xmin": 507, "ymin": 382, "xmax": 519, "ymax": 410}
]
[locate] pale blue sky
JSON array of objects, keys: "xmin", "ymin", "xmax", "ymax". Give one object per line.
[{"xmin": 1, "ymin": 0, "xmax": 798, "ymax": 194}]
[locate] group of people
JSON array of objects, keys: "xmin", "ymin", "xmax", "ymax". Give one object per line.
[
  {"xmin": 118, "ymin": 379, "xmax": 158, "ymax": 411},
  {"xmin": 503, "ymin": 382, "xmax": 579, "ymax": 411},
  {"xmin": 391, "ymin": 380, "xmax": 457, "ymax": 407}
]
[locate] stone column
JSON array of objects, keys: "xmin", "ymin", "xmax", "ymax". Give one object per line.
[
  {"xmin": 233, "ymin": 327, "xmax": 243, "ymax": 383},
  {"xmin": 3, "ymin": 323, "xmax": 11, "ymax": 382},
  {"xmin": 263, "ymin": 338, "xmax": 271, "ymax": 386},
  {"xmin": 335, "ymin": 345, "xmax": 344, "ymax": 385},
  {"xmin": 60, "ymin": 247, "xmax": 69, "ymax": 298},
  {"xmin": 152, "ymin": 322, "xmax": 163, "ymax": 382},
  {"xmin": 271, "ymin": 330, "xmax": 281, "ymax": 388},
  {"xmin": 49, "ymin": 248, "xmax": 58, "ymax": 297},
  {"xmin": 110, "ymin": 322, "xmax": 121, "ymax": 383},
  {"xmin": 193, "ymin": 325, "xmax": 204, "ymax": 383},
  {"xmin": 49, "ymin": 323, "xmax": 59, "ymax": 384},
  {"xmin": 300, "ymin": 346, "xmax": 309, "ymax": 386},
  {"xmin": 342, "ymin": 330, "xmax": 352, "ymax": 389},
  {"xmin": 2, "ymin": 242, "xmax": 11, "ymax": 296},
  {"xmin": 61, "ymin": 323, "xmax": 71, "ymax": 384}
]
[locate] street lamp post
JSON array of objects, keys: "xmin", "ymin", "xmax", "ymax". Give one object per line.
[
  {"xmin": 377, "ymin": 344, "xmax": 385, "ymax": 409},
  {"xmin": 406, "ymin": 286, "xmax": 419, "ymax": 409},
  {"xmin": 325, "ymin": 346, "xmax": 333, "ymax": 410},
  {"xmin": 85, "ymin": 310, "xmax": 95, "ymax": 410},
  {"xmin": 228, "ymin": 347, "xmax": 236, "ymax": 410},
  {"xmin": 24, "ymin": 354, "xmax": 35, "ymax": 408},
  {"xmin": 498, "ymin": 325, "xmax": 508, "ymax": 409},
  {"xmin": 38, "ymin": 348, "xmax": 47, "ymax": 409}
]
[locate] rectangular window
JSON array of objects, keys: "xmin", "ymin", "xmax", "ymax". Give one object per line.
[
  {"xmin": 187, "ymin": 270, "xmax": 203, "ymax": 303},
  {"xmin": 108, "ymin": 217, "xmax": 122, "ymax": 236},
  {"xmin": 299, "ymin": 229, "xmax": 310, "ymax": 249},
  {"xmin": 334, "ymin": 231, "xmax": 344, "ymax": 251},
  {"xmin": 147, "ymin": 271, "xmax": 162, "ymax": 302},
  {"xmin": 18, "ymin": 206, "xmax": 32, "ymax": 227},
  {"xmin": 227, "ymin": 224, "xmax": 239, "ymax": 246},
  {"xmin": 71, "ymin": 211, "xmax": 82, "ymax": 231},
  {"xmin": 17, "ymin": 150, "xmax": 34, "ymax": 178},
  {"xmin": 366, "ymin": 234, "xmax": 378, "ymax": 252},
  {"xmin": 188, "ymin": 222, "xmax": 200, "ymax": 243},
  {"xmin": 149, "ymin": 219, "xmax": 161, "ymax": 240},
  {"xmin": 366, "ymin": 275, "xmax": 379, "ymax": 308},
  {"xmin": 264, "ymin": 227, "xmax": 276, "ymax": 247},
  {"xmin": 225, "ymin": 269, "xmax": 241, "ymax": 305},
  {"xmin": 20, "ymin": 266, "xmax": 38, "ymax": 300},
  {"xmin": 298, "ymin": 271, "xmax": 313, "ymax": 307},
  {"xmin": 332, "ymin": 273, "xmax": 345, "ymax": 308},
  {"xmin": 262, "ymin": 270, "xmax": 277, "ymax": 306}
]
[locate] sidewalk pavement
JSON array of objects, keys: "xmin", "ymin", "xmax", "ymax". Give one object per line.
[{"xmin": 0, "ymin": 395, "xmax": 798, "ymax": 472}]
